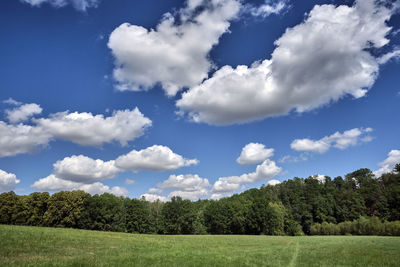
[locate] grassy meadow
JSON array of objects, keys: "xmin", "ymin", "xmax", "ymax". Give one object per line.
[{"xmin": 1, "ymin": 225, "xmax": 400, "ymax": 266}]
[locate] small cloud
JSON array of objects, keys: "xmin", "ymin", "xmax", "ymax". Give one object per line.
[
  {"xmin": 3, "ymin": 98, "xmax": 22, "ymax": 106},
  {"xmin": 125, "ymin": 179, "xmax": 135, "ymax": 185}
]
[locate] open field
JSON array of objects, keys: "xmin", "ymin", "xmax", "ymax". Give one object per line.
[{"xmin": 1, "ymin": 225, "xmax": 400, "ymax": 266}]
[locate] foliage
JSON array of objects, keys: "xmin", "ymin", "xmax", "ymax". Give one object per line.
[{"xmin": 1, "ymin": 164, "xmax": 400, "ymax": 235}]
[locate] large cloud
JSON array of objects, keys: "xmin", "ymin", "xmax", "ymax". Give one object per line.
[
  {"xmin": 53, "ymin": 155, "xmax": 119, "ymax": 183},
  {"xmin": 20, "ymin": 0, "xmax": 100, "ymax": 11},
  {"xmin": 34, "ymin": 108, "xmax": 151, "ymax": 147},
  {"xmin": 108, "ymin": 0, "xmax": 241, "ymax": 96},
  {"xmin": 374, "ymin": 150, "xmax": 400, "ymax": 177},
  {"xmin": 177, "ymin": 0, "xmax": 399, "ymax": 125},
  {"xmin": 115, "ymin": 145, "xmax": 198, "ymax": 172},
  {"xmin": 291, "ymin": 127, "xmax": 373, "ymax": 154},
  {"xmin": 0, "ymin": 106, "xmax": 151, "ymax": 157},
  {"xmin": 237, "ymin": 143, "xmax": 274, "ymax": 165},
  {"xmin": 0, "ymin": 169, "xmax": 20, "ymax": 192},
  {"xmin": 0, "ymin": 121, "xmax": 52, "ymax": 158},
  {"xmin": 31, "ymin": 175, "xmax": 128, "ymax": 196}
]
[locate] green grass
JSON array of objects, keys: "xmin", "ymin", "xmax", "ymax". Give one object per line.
[{"xmin": 1, "ymin": 225, "xmax": 399, "ymax": 266}]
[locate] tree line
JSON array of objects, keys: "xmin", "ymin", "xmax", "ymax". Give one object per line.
[{"xmin": 1, "ymin": 164, "xmax": 399, "ymax": 236}]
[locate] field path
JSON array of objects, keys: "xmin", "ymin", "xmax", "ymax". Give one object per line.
[{"xmin": 288, "ymin": 240, "xmax": 300, "ymax": 267}]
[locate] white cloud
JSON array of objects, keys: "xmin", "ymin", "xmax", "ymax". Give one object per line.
[
  {"xmin": 115, "ymin": 145, "xmax": 198, "ymax": 172},
  {"xmin": 142, "ymin": 173, "xmax": 210, "ymax": 201},
  {"xmin": 168, "ymin": 189, "xmax": 209, "ymax": 201},
  {"xmin": 311, "ymin": 174, "xmax": 326, "ymax": 183},
  {"xmin": 374, "ymin": 150, "xmax": 400, "ymax": 177},
  {"xmin": 141, "ymin": 193, "xmax": 168, "ymax": 202},
  {"xmin": 0, "ymin": 121, "xmax": 52, "ymax": 158},
  {"xmin": 148, "ymin": 188, "xmax": 162, "ymax": 194},
  {"xmin": 212, "ymin": 159, "xmax": 282, "ymax": 193},
  {"xmin": 108, "ymin": 0, "xmax": 241, "ymax": 96},
  {"xmin": 53, "ymin": 155, "xmax": 119, "ymax": 183},
  {"xmin": 237, "ymin": 143, "xmax": 274, "ymax": 165},
  {"xmin": 20, "ymin": 0, "xmax": 100, "ymax": 11},
  {"xmin": 31, "ymin": 175, "xmax": 128, "ymax": 196},
  {"xmin": 279, "ymin": 153, "xmax": 308, "ymax": 163},
  {"xmin": 291, "ymin": 139, "xmax": 330, "ymax": 154},
  {"xmin": 0, "ymin": 106, "xmax": 151, "ymax": 158},
  {"xmin": 177, "ymin": 0, "xmax": 398, "ymax": 125},
  {"xmin": 3, "ymin": 98, "xmax": 22, "ymax": 106},
  {"xmin": 246, "ymin": 0, "xmax": 288, "ymax": 18},
  {"xmin": 378, "ymin": 49, "xmax": 400, "ymax": 64},
  {"xmin": 267, "ymin": 179, "xmax": 281, "ymax": 186},
  {"xmin": 0, "ymin": 169, "xmax": 20, "ymax": 192},
  {"xmin": 158, "ymin": 174, "xmax": 210, "ymax": 191},
  {"xmin": 35, "ymin": 108, "xmax": 151, "ymax": 147},
  {"xmin": 125, "ymin": 179, "xmax": 135, "ymax": 185},
  {"xmin": 291, "ymin": 127, "xmax": 373, "ymax": 153},
  {"xmin": 6, "ymin": 103, "xmax": 43, "ymax": 123}
]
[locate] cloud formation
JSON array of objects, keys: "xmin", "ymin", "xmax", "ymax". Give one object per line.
[
  {"xmin": 115, "ymin": 145, "xmax": 198, "ymax": 172},
  {"xmin": 5, "ymin": 103, "xmax": 42, "ymax": 123},
  {"xmin": 35, "ymin": 108, "xmax": 151, "ymax": 147},
  {"xmin": 237, "ymin": 143, "xmax": 274, "ymax": 165},
  {"xmin": 212, "ymin": 159, "xmax": 282, "ymax": 194},
  {"xmin": 245, "ymin": 0, "xmax": 288, "ymax": 18},
  {"xmin": 108, "ymin": 0, "xmax": 242, "ymax": 96},
  {"xmin": 141, "ymin": 174, "xmax": 210, "ymax": 201},
  {"xmin": 374, "ymin": 150, "xmax": 400, "ymax": 177},
  {"xmin": 177, "ymin": 0, "xmax": 399, "ymax": 125},
  {"xmin": 30, "ymin": 144, "xmax": 197, "ymax": 196},
  {"xmin": 291, "ymin": 128, "xmax": 373, "ymax": 154},
  {"xmin": 53, "ymin": 155, "xmax": 119, "ymax": 183},
  {"xmin": 20, "ymin": 0, "xmax": 100, "ymax": 11},
  {"xmin": 0, "ymin": 169, "xmax": 20, "ymax": 192},
  {"xmin": 0, "ymin": 121, "xmax": 52, "ymax": 158},
  {"xmin": 32, "ymin": 175, "xmax": 128, "ymax": 196},
  {"xmin": 0, "ymin": 105, "xmax": 152, "ymax": 158}
]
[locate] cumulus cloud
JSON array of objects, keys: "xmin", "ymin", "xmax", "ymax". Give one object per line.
[
  {"xmin": 53, "ymin": 155, "xmax": 119, "ymax": 183},
  {"xmin": 291, "ymin": 127, "xmax": 373, "ymax": 153},
  {"xmin": 168, "ymin": 189, "xmax": 209, "ymax": 201},
  {"xmin": 237, "ymin": 143, "xmax": 274, "ymax": 165},
  {"xmin": 108, "ymin": 0, "xmax": 241, "ymax": 96},
  {"xmin": 0, "ymin": 121, "xmax": 52, "ymax": 158},
  {"xmin": 141, "ymin": 193, "xmax": 168, "ymax": 202},
  {"xmin": 158, "ymin": 174, "xmax": 210, "ymax": 191},
  {"xmin": 0, "ymin": 105, "xmax": 152, "ymax": 158},
  {"xmin": 0, "ymin": 169, "xmax": 20, "ymax": 192},
  {"xmin": 5, "ymin": 103, "xmax": 43, "ymax": 124},
  {"xmin": 245, "ymin": 0, "xmax": 288, "ymax": 18},
  {"xmin": 374, "ymin": 150, "xmax": 400, "ymax": 177},
  {"xmin": 34, "ymin": 108, "xmax": 151, "ymax": 147},
  {"xmin": 212, "ymin": 159, "xmax": 282, "ymax": 193},
  {"xmin": 141, "ymin": 174, "xmax": 210, "ymax": 201},
  {"xmin": 115, "ymin": 145, "xmax": 198, "ymax": 172},
  {"xmin": 20, "ymin": 0, "xmax": 100, "ymax": 11},
  {"xmin": 267, "ymin": 179, "xmax": 281, "ymax": 186},
  {"xmin": 177, "ymin": 0, "xmax": 399, "ymax": 125},
  {"xmin": 31, "ymin": 175, "xmax": 128, "ymax": 196}
]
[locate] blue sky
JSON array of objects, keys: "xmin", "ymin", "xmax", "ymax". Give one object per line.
[{"xmin": 0, "ymin": 0, "xmax": 399, "ymax": 200}]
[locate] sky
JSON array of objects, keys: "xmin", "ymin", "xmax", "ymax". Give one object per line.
[{"xmin": 0, "ymin": 0, "xmax": 399, "ymax": 201}]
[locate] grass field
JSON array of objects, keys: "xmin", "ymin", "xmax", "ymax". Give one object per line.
[{"xmin": 1, "ymin": 225, "xmax": 399, "ymax": 266}]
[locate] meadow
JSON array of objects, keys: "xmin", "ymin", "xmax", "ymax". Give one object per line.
[{"xmin": 1, "ymin": 225, "xmax": 400, "ymax": 266}]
